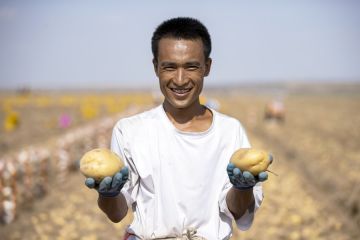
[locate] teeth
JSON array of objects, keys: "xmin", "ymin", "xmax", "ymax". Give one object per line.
[{"xmin": 171, "ymin": 88, "xmax": 191, "ymax": 94}]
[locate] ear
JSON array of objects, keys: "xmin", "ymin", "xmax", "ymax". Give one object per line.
[
  {"xmin": 152, "ymin": 58, "xmax": 159, "ymax": 77},
  {"xmin": 204, "ymin": 58, "xmax": 212, "ymax": 77}
]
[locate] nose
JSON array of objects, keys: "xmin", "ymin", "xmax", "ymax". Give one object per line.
[{"xmin": 173, "ymin": 68, "xmax": 187, "ymax": 86}]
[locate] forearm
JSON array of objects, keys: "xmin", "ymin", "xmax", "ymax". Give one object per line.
[
  {"xmin": 98, "ymin": 193, "xmax": 128, "ymax": 223},
  {"xmin": 226, "ymin": 187, "xmax": 255, "ymax": 219}
]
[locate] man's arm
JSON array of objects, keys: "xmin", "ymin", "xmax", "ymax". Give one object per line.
[
  {"xmin": 226, "ymin": 187, "xmax": 255, "ymax": 219},
  {"xmin": 85, "ymin": 167, "xmax": 130, "ymax": 223},
  {"xmin": 98, "ymin": 193, "xmax": 128, "ymax": 223}
]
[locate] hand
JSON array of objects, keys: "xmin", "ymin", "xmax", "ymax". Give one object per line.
[
  {"xmin": 227, "ymin": 154, "xmax": 273, "ymax": 190},
  {"xmin": 85, "ymin": 166, "xmax": 129, "ymax": 197}
]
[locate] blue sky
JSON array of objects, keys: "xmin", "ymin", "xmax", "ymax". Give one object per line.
[{"xmin": 0, "ymin": 0, "xmax": 359, "ymax": 90}]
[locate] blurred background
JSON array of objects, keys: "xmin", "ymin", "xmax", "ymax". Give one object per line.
[{"xmin": 0, "ymin": 0, "xmax": 359, "ymax": 239}]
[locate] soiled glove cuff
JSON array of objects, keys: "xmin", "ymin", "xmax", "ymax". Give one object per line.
[
  {"xmin": 233, "ymin": 185, "xmax": 254, "ymax": 191},
  {"xmin": 98, "ymin": 191, "xmax": 121, "ymax": 198}
]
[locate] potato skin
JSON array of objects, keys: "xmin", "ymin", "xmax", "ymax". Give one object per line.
[
  {"xmin": 80, "ymin": 148, "xmax": 124, "ymax": 182},
  {"xmin": 230, "ymin": 148, "xmax": 271, "ymax": 176}
]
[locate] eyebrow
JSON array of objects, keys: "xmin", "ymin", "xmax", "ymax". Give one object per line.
[
  {"xmin": 160, "ymin": 61, "xmax": 176, "ymax": 66},
  {"xmin": 184, "ymin": 61, "xmax": 201, "ymax": 66},
  {"xmin": 160, "ymin": 61, "xmax": 201, "ymax": 66}
]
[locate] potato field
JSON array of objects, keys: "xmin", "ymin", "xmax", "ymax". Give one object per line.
[{"xmin": 0, "ymin": 83, "xmax": 359, "ymax": 240}]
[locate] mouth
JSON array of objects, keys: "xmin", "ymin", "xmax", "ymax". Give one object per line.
[
  {"xmin": 169, "ymin": 87, "xmax": 193, "ymax": 97},
  {"xmin": 170, "ymin": 87, "xmax": 192, "ymax": 94}
]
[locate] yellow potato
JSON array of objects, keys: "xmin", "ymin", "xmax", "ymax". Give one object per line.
[
  {"xmin": 230, "ymin": 148, "xmax": 271, "ymax": 176},
  {"xmin": 80, "ymin": 148, "xmax": 124, "ymax": 182}
]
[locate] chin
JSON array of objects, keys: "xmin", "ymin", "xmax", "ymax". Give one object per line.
[
  {"xmin": 169, "ymin": 102, "xmax": 188, "ymax": 109},
  {"xmin": 167, "ymin": 99, "xmax": 195, "ymax": 109}
]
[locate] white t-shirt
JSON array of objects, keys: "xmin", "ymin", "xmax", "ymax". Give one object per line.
[{"xmin": 111, "ymin": 104, "xmax": 263, "ymax": 240}]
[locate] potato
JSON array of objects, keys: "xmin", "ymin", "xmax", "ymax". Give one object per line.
[
  {"xmin": 230, "ymin": 148, "xmax": 271, "ymax": 176},
  {"xmin": 80, "ymin": 148, "xmax": 124, "ymax": 182}
]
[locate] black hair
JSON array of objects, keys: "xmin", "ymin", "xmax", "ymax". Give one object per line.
[{"xmin": 151, "ymin": 17, "xmax": 212, "ymax": 60}]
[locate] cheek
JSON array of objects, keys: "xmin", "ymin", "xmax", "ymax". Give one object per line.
[
  {"xmin": 158, "ymin": 72, "xmax": 172, "ymax": 83},
  {"xmin": 194, "ymin": 77, "xmax": 204, "ymax": 88},
  {"xmin": 158, "ymin": 78, "xmax": 168, "ymax": 93},
  {"xmin": 189, "ymin": 70, "xmax": 206, "ymax": 81}
]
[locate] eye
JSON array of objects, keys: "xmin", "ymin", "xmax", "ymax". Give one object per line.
[
  {"xmin": 162, "ymin": 66, "xmax": 176, "ymax": 71},
  {"xmin": 186, "ymin": 65, "xmax": 200, "ymax": 71}
]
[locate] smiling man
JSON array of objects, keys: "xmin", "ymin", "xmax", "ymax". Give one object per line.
[
  {"xmin": 154, "ymin": 36, "xmax": 212, "ymax": 132},
  {"xmin": 85, "ymin": 17, "xmax": 268, "ymax": 240}
]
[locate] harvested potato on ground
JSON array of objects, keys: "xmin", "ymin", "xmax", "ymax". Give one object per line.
[
  {"xmin": 230, "ymin": 148, "xmax": 272, "ymax": 176},
  {"xmin": 80, "ymin": 148, "xmax": 124, "ymax": 182}
]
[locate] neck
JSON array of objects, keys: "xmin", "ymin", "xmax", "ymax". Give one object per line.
[{"xmin": 163, "ymin": 100, "xmax": 205, "ymax": 124}]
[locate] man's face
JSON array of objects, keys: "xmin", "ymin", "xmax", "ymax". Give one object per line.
[{"xmin": 153, "ymin": 38, "xmax": 212, "ymax": 110}]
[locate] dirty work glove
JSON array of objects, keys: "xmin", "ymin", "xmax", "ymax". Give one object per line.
[
  {"xmin": 85, "ymin": 167, "xmax": 129, "ymax": 197},
  {"xmin": 227, "ymin": 154, "xmax": 273, "ymax": 190}
]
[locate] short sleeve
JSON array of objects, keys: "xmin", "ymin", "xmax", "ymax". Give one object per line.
[
  {"xmin": 234, "ymin": 183, "xmax": 263, "ymax": 230},
  {"xmin": 238, "ymin": 122, "xmax": 251, "ymax": 149},
  {"xmin": 218, "ymin": 120, "xmax": 264, "ymax": 230},
  {"xmin": 219, "ymin": 183, "xmax": 263, "ymax": 230},
  {"xmin": 111, "ymin": 121, "xmax": 139, "ymax": 208}
]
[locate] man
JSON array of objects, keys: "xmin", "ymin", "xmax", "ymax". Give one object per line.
[{"xmin": 85, "ymin": 17, "xmax": 270, "ymax": 240}]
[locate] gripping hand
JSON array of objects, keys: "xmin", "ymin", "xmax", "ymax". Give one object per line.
[
  {"xmin": 85, "ymin": 166, "xmax": 129, "ymax": 197},
  {"xmin": 227, "ymin": 154, "xmax": 273, "ymax": 190}
]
